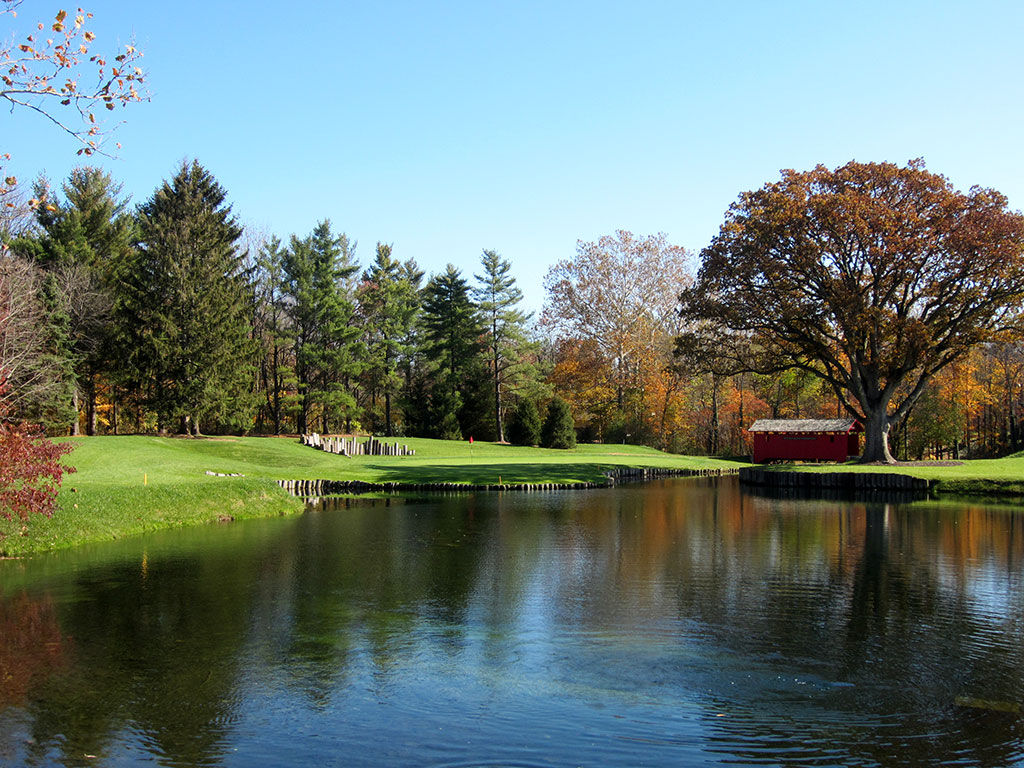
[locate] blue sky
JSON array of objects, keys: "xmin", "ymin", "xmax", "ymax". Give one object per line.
[{"xmin": 5, "ymin": 1, "xmax": 1022, "ymax": 313}]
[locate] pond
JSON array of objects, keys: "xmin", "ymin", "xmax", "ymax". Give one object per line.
[{"xmin": 1, "ymin": 477, "xmax": 1023, "ymax": 767}]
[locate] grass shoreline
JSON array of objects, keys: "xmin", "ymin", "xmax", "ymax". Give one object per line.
[
  {"xmin": 4, "ymin": 435, "xmax": 1023, "ymax": 557},
  {"xmin": 0, "ymin": 435, "xmax": 743, "ymax": 556},
  {"xmin": 768, "ymin": 456, "xmax": 1024, "ymax": 498}
]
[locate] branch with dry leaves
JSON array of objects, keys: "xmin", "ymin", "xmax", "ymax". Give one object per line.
[{"xmin": 1, "ymin": 3, "xmax": 147, "ymax": 202}]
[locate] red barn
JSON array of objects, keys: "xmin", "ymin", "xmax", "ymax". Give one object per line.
[{"xmin": 748, "ymin": 418, "xmax": 862, "ymax": 463}]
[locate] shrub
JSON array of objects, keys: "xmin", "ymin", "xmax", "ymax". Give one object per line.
[
  {"xmin": 507, "ymin": 398, "xmax": 541, "ymax": 446},
  {"xmin": 0, "ymin": 402, "xmax": 76, "ymax": 521},
  {"xmin": 541, "ymin": 397, "xmax": 576, "ymax": 449}
]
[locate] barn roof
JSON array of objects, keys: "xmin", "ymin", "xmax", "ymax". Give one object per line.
[{"xmin": 748, "ymin": 418, "xmax": 860, "ymax": 434}]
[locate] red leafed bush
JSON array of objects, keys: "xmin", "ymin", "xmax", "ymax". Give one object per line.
[{"xmin": 0, "ymin": 410, "xmax": 76, "ymax": 523}]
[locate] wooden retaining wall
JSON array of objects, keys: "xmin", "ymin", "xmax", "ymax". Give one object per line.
[
  {"xmin": 739, "ymin": 467, "xmax": 932, "ymax": 493},
  {"xmin": 278, "ymin": 466, "xmax": 738, "ymax": 497},
  {"xmin": 302, "ymin": 433, "xmax": 416, "ymax": 457}
]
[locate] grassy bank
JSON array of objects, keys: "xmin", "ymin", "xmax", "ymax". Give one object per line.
[
  {"xmin": 770, "ymin": 454, "xmax": 1024, "ymax": 497},
  {"xmin": 0, "ymin": 435, "xmax": 743, "ymax": 556}
]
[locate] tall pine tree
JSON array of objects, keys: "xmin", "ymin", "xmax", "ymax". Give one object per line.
[
  {"xmin": 252, "ymin": 235, "xmax": 295, "ymax": 434},
  {"xmin": 474, "ymin": 249, "xmax": 532, "ymax": 442},
  {"xmin": 420, "ymin": 264, "xmax": 485, "ymax": 439},
  {"xmin": 359, "ymin": 243, "xmax": 420, "ymax": 436},
  {"xmin": 283, "ymin": 220, "xmax": 362, "ymax": 434},
  {"xmin": 16, "ymin": 167, "xmax": 134, "ymax": 434},
  {"xmin": 119, "ymin": 160, "xmax": 254, "ymax": 434}
]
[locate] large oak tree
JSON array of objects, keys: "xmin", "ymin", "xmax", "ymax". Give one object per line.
[{"xmin": 679, "ymin": 160, "xmax": 1024, "ymax": 463}]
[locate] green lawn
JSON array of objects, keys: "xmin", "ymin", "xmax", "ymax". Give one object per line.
[
  {"xmin": 754, "ymin": 453, "xmax": 1024, "ymax": 497},
  {"xmin": 0, "ymin": 435, "xmax": 743, "ymax": 556},
  {"xmin": 8, "ymin": 434, "xmax": 1021, "ymax": 557}
]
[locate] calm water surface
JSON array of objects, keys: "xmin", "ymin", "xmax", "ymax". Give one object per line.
[{"xmin": 2, "ymin": 478, "xmax": 1024, "ymax": 767}]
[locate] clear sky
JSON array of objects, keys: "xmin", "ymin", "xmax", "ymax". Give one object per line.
[{"xmin": 5, "ymin": 1, "xmax": 1023, "ymax": 313}]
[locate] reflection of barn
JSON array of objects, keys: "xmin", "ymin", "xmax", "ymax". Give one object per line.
[{"xmin": 748, "ymin": 418, "xmax": 862, "ymax": 463}]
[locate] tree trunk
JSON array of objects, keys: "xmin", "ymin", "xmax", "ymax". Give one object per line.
[
  {"xmin": 71, "ymin": 388, "xmax": 81, "ymax": 436},
  {"xmin": 709, "ymin": 375, "xmax": 720, "ymax": 455},
  {"xmin": 86, "ymin": 376, "xmax": 98, "ymax": 436},
  {"xmin": 494, "ymin": 358, "xmax": 503, "ymax": 443},
  {"xmin": 859, "ymin": 407, "xmax": 895, "ymax": 463}
]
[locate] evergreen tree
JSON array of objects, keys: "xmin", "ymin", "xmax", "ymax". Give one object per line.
[
  {"xmin": 474, "ymin": 249, "xmax": 532, "ymax": 442},
  {"xmin": 119, "ymin": 160, "xmax": 254, "ymax": 434},
  {"xmin": 420, "ymin": 264, "xmax": 485, "ymax": 438},
  {"xmin": 283, "ymin": 221, "xmax": 361, "ymax": 434},
  {"xmin": 252, "ymin": 236, "xmax": 296, "ymax": 434},
  {"xmin": 31, "ymin": 168, "xmax": 135, "ymax": 271},
  {"xmin": 507, "ymin": 398, "xmax": 542, "ymax": 446},
  {"xmin": 16, "ymin": 168, "xmax": 134, "ymax": 434},
  {"xmin": 541, "ymin": 396, "xmax": 576, "ymax": 449},
  {"xmin": 359, "ymin": 243, "xmax": 420, "ymax": 436}
]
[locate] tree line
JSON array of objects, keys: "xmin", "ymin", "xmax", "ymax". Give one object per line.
[
  {"xmin": 3, "ymin": 159, "xmax": 1024, "ymax": 466},
  {"xmin": 0, "ymin": 161, "xmax": 587, "ymax": 447},
  {"xmin": 540, "ymin": 163, "xmax": 1024, "ymax": 463}
]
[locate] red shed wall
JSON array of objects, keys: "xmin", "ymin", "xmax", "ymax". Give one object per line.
[{"xmin": 753, "ymin": 432, "xmax": 852, "ymax": 463}]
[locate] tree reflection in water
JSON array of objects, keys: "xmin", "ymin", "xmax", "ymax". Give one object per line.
[{"xmin": 0, "ymin": 479, "xmax": 1022, "ymax": 766}]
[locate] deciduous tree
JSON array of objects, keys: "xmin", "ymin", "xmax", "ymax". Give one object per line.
[
  {"xmin": 680, "ymin": 160, "xmax": 1024, "ymax": 463},
  {"xmin": 0, "ymin": 253, "xmax": 59, "ymax": 413},
  {"xmin": 543, "ymin": 231, "xmax": 690, "ymax": 444}
]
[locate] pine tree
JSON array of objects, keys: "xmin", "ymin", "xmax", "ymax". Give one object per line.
[
  {"xmin": 119, "ymin": 160, "xmax": 254, "ymax": 434},
  {"xmin": 420, "ymin": 264, "xmax": 485, "ymax": 438},
  {"xmin": 507, "ymin": 398, "xmax": 542, "ymax": 446},
  {"xmin": 359, "ymin": 243, "xmax": 420, "ymax": 436},
  {"xmin": 252, "ymin": 236, "xmax": 296, "ymax": 434},
  {"xmin": 16, "ymin": 168, "xmax": 134, "ymax": 434},
  {"xmin": 474, "ymin": 249, "xmax": 532, "ymax": 442},
  {"xmin": 541, "ymin": 396, "xmax": 576, "ymax": 449},
  {"xmin": 283, "ymin": 221, "xmax": 362, "ymax": 434}
]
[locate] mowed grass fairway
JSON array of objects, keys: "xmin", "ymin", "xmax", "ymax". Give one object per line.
[{"xmin": 0, "ymin": 435, "xmax": 744, "ymax": 556}]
